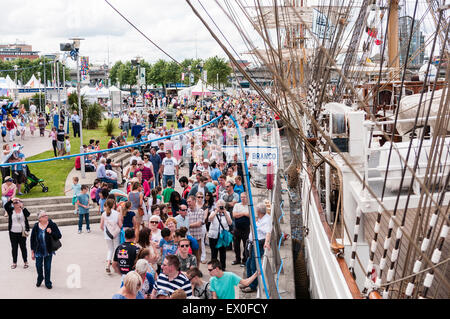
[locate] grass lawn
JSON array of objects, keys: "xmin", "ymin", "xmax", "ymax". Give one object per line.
[
  {"xmin": 21, "ymin": 119, "xmax": 123, "ymax": 198},
  {"xmin": 21, "ymin": 119, "xmax": 179, "ymax": 198}
]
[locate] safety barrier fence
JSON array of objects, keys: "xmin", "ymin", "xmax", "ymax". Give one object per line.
[{"xmin": 256, "ymin": 120, "xmax": 295, "ymax": 299}]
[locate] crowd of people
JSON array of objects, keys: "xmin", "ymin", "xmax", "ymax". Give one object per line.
[{"xmin": 3, "ymin": 92, "xmax": 277, "ymax": 299}]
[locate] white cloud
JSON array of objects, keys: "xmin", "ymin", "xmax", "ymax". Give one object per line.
[{"xmin": 0, "ymin": 0, "xmax": 255, "ymax": 67}]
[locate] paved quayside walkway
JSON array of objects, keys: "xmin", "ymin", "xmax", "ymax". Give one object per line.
[{"xmin": 0, "ymin": 128, "xmax": 278, "ymax": 299}]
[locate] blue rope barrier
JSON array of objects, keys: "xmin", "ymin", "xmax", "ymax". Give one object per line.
[
  {"xmin": 229, "ymin": 114, "xmax": 270, "ymax": 299},
  {"xmin": 276, "ymin": 199, "xmax": 285, "ymax": 299},
  {"xmin": 0, "ymin": 114, "xmax": 223, "ymax": 167}
]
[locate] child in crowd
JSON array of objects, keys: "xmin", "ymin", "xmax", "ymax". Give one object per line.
[
  {"xmin": 98, "ymin": 188, "xmax": 109, "ymax": 215},
  {"xmin": 65, "ymin": 136, "xmax": 71, "ymax": 155},
  {"xmin": 159, "ymin": 227, "xmax": 177, "ymax": 271},
  {"xmin": 162, "ymin": 179, "xmax": 174, "ymax": 203},
  {"xmin": 1, "ymin": 122, "xmax": 6, "ymax": 142},
  {"xmin": 76, "ymin": 185, "xmax": 91, "ymax": 234},
  {"xmin": 65, "ymin": 176, "xmax": 81, "ymax": 214},
  {"xmin": 29, "ymin": 118, "xmax": 36, "ymax": 136},
  {"xmin": 90, "ymin": 179, "xmax": 100, "ymax": 205}
]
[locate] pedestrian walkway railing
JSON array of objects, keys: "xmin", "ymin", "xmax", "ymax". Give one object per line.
[{"xmin": 256, "ymin": 121, "xmax": 294, "ymax": 299}]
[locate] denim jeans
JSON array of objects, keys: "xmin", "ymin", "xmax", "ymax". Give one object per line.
[
  {"xmin": 100, "ymin": 177, "xmax": 118, "ymax": 189},
  {"xmin": 162, "ymin": 174, "xmax": 175, "ymax": 188},
  {"xmin": 36, "ymin": 255, "xmax": 53, "ymax": 287},
  {"xmin": 122, "ymin": 122, "xmax": 130, "ymax": 137},
  {"xmin": 78, "ymin": 213, "xmax": 90, "ymax": 231},
  {"xmin": 246, "ymin": 242, "xmax": 263, "ymax": 290},
  {"xmin": 153, "ymin": 172, "xmax": 159, "ymax": 187}
]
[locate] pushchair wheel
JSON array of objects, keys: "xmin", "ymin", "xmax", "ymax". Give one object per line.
[{"xmin": 42, "ymin": 186, "xmax": 48, "ymax": 193}]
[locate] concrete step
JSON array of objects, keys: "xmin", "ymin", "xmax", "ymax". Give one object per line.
[
  {"xmin": 113, "ymin": 152, "xmax": 132, "ymax": 165},
  {"xmin": 19, "ymin": 196, "xmax": 73, "ymax": 207},
  {"xmin": 23, "ymin": 203, "xmax": 77, "ymax": 214}
]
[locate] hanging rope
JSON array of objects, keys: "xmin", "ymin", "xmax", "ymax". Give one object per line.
[{"xmin": 0, "ymin": 114, "xmax": 223, "ymax": 167}]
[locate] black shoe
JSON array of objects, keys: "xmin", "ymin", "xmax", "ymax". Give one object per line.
[
  {"xmin": 36, "ymin": 281, "xmax": 42, "ymax": 287},
  {"xmin": 231, "ymin": 260, "xmax": 241, "ymax": 265},
  {"xmin": 45, "ymin": 284, "xmax": 52, "ymax": 289}
]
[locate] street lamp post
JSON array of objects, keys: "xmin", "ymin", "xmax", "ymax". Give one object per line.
[
  {"xmin": 42, "ymin": 59, "xmax": 47, "ymax": 111},
  {"xmin": 55, "ymin": 56, "xmax": 61, "ymax": 120},
  {"xmin": 37, "ymin": 71, "xmax": 42, "ymax": 111},
  {"xmin": 62, "ymin": 38, "xmax": 85, "ymax": 177},
  {"xmin": 74, "ymin": 40, "xmax": 85, "ymax": 178},
  {"xmin": 13, "ymin": 65, "xmax": 18, "ymax": 101}
]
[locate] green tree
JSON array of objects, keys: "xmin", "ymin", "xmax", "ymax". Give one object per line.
[
  {"xmin": 0, "ymin": 57, "xmax": 70, "ymax": 88},
  {"xmin": 148, "ymin": 59, "xmax": 168, "ymax": 87},
  {"xmin": 204, "ymin": 56, "xmax": 232, "ymax": 89},
  {"xmin": 109, "ymin": 61, "xmax": 124, "ymax": 87},
  {"xmin": 118, "ymin": 61, "xmax": 137, "ymax": 91},
  {"xmin": 180, "ymin": 58, "xmax": 203, "ymax": 86},
  {"xmin": 164, "ymin": 61, "xmax": 182, "ymax": 85}
]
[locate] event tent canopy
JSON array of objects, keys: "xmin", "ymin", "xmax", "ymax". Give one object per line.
[
  {"xmin": 191, "ymin": 80, "xmax": 212, "ymax": 96},
  {"xmin": 25, "ymin": 74, "xmax": 43, "ymax": 88}
]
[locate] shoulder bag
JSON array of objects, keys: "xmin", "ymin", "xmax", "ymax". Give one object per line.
[
  {"xmin": 215, "ymin": 214, "xmax": 233, "ymax": 249},
  {"xmin": 105, "ymin": 218, "xmax": 121, "ymax": 240}
]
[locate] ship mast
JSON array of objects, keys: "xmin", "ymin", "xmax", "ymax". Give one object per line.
[{"xmin": 387, "ymin": 0, "xmax": 400, "ymax": 80}]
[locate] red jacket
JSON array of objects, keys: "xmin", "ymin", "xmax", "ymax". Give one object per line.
[{"xmin": 6, "ymin": 120, "xmax": 17, "ymax": 130}]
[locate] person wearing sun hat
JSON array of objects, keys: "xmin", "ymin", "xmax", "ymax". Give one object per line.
[{"xmin": 2, "ymin": 176, "xmax": 17, "ymax": 208}]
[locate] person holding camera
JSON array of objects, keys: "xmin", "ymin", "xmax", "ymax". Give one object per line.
[
  {"xmin": 207, "ymin": 199, "xmax": 232, "ymax": 271},
  {"xmin": 5, "ymin": 197, "xmax": 30, "ymax": 270}
]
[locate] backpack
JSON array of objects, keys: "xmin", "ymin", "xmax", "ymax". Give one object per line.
[{"xmin": 196, "ymin": 282, "xmax": 210, "ymax": 299}]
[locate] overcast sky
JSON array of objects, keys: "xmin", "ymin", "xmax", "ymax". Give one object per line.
[
  {"xmin": 0, "ymin": 0, "xmax": 442, "ymax": 69},
  {"xmin": 0, "ymin": 0, "xmax": 256, "ymax": 68}
]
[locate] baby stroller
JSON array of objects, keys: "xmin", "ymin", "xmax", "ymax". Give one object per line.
[{"xmin": 24, "ymin": 165, "xmax": 48, "ymax": 193}]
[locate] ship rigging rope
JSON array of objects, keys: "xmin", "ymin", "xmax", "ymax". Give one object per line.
[
  {"xmin": 394, "ymin": 29, "xmax": 450, "ymax": 298},
  {"xmin": 0, "ymin": 114, "xmax": 224, "ymax": 167},
  {"xmin": 378, "ymin": 257, "xmax": 450, "ymax": 288},
  {"xmin": 380, "ymin": 9, "xmax": 447, "ymax": 298},
  {"xmin": 191, "ymin": 0, "xmax": 450, "ymax": 292},
  {"xmin": 240, "ymin": 8, "xmax": 450, "ymax": 290},
  {"xmin": 286, "ymin": 6, "xmax": 448, "ymax": 218},
  {"xmin": 229, "ymin": 0, "xmax": 446, "ymax": 212}
]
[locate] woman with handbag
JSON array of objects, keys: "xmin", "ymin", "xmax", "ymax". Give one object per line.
[
  {"xmin": 207, "ymin": 199, "xmax": 232, "ymax": 271},
  {"xmin": 30, "ymin": 210, "xmax": 62, "ymax": 289},
  {"xmin": 5, "ymin": 197, "xmax": 30, "ymax": 269},
  {"xmin": 100, "ymin": 198, "xmax": 123, "ymax": 273},
  {"xmin": 128, "ymin": 181, "xmax": 144, "ymax": 227}
]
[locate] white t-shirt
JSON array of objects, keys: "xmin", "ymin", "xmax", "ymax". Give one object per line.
[
  {"xmin": 249, "ymin": 213, "xmax": 272, "ymax": 242},
  {"xmin": 102, "ymin": 209, "xmax": 120, "ymax": 240},
  {"xmin": 105, "ymin": 170, "xmax": 118, "ymax": 180},
  {"xmin": 150, "ymin": 229, "xmax": 162, "ymax": 245},
  {"xmin": 161, "ymin": 157, "xmax": 178, "ymax": 175},
  {"xmin": 149, "ymin": 133, "xmax": 159, "ymax": 147}
]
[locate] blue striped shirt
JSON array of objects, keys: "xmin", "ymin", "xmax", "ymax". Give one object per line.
[{"xmin": 153, "ymin": 272, "xmax": 192, "ymax": 297}]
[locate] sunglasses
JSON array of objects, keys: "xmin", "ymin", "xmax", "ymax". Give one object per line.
[
  {"xmin": 13, "ymin": 201, "xmax": 21, "ymax": 204},
  {"xmin": 197, "ymin": 196, "xmax": 203, "ymax": 198},
  {"xmin": 180, "ymin": 244, "xmax": 189, "ymax": 248},
  {"xmin": 179, "ymin": 209, "xmax": 187, "ymax": 211},
  {"xmin": 150, "ymin": 221, "xmax": 159, "ymax": 224},
  {"xmin": 207, "ymin": 268, "xmax": 214, "ymax": 272}
]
